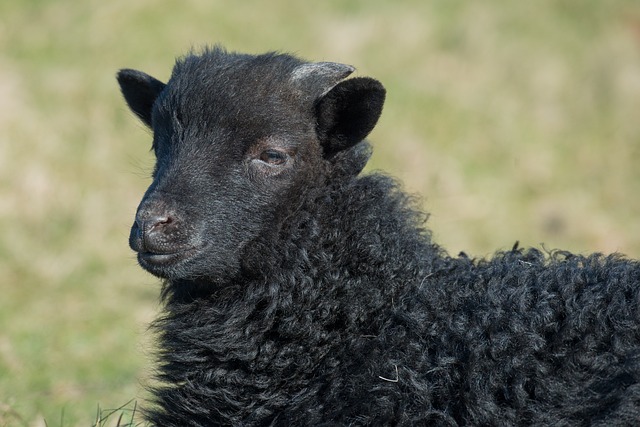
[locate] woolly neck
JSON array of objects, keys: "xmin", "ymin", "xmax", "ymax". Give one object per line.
[{"xmin": 148, "ymin": 170, "xmax": 442, "ymax": 423}]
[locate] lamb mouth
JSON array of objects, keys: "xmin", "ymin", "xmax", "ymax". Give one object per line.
[{"xmin": 137, "ymin": 246, "xmax": 199, "ymax": 270}]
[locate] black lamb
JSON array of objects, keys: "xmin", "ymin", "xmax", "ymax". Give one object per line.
[{"xmin": 117, "ymin": 47, "xmax": 640, "ymax": 426}]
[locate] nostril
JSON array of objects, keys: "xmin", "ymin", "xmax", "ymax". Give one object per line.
[
  {"xmin": 142, "ymin": 214, "xmax": 175, "ymax": 234},
  {"xmin": 131, "ymin": 202, "xmax": 182, "ymax": 254},
  {"xmin": 152, "ymin": 215, "xmax": 173, "ymax": 228},
  {"xmin": 134, "ymin": 210, "xmax": 176, "ymax": 234}
]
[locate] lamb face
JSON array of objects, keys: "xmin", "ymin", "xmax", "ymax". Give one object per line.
[{"xmin": 118, "ymin": 48, "xmax": 385, "ymax": 283}]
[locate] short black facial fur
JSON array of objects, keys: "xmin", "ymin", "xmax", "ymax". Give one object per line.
[{"xmin": 119, "ymin": 48, "xmax": 384, "ymax": 283}]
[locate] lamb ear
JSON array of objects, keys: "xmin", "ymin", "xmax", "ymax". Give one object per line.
[
  {"xmin": 117, "ymin": 69, "xmax": 166, "ymax": 128},
  {"xmin": 291, "ymin": 62, "xmax": 355, "ymax": 99},
  {"xmin": 315, "ymin": 77, "xmax": 385, "ymax": 157},
  {"xmin": 329, "ymin": 141, "xmax": 373, "ymax": 177}
]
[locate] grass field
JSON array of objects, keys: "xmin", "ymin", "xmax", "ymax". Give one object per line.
[{"xmin": 1, "ymin": 0, "xmax": 640, "ymax": 425}]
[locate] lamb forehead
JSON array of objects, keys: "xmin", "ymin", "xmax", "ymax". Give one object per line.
[{"xmin": 169, "ymin": 51, "xmax": 355, "ymax": 99}]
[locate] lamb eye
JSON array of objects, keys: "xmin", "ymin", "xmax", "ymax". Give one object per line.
[{"xmin": 259, "ymin": 149, "xmax": 288, "ymax": 165}]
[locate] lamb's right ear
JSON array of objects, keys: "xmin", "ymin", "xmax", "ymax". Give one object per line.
[
  {"xmin": 315, "ymin": 77, "xmax": 385, "ymax": 158},
  {"xmin": 116, "ymin": 69, "xmax": 166, "ymax": 128}
]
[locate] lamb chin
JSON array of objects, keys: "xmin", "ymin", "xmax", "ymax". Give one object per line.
[{"xmin": 137, "ymin": 249, "xmax": 196, "ymax": 279}]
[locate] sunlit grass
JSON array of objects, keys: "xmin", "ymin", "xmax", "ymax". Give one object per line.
[{"xmin": 1, "ymin": 0, "xmax": 639, "ymax": 424}]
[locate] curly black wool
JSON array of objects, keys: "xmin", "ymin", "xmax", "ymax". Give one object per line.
[{"xmin": 118, "ymin": 47, "xmax": 640, "ymax": 426}]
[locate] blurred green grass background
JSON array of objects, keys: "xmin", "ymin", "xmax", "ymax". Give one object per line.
[{"xmin": 1, "ymin": 0, "xmax": 640, "ymax": 425}]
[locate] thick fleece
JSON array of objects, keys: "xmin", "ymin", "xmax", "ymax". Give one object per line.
[{"xmin": 117, "ymin": 47, "xmax": 640, "ymax": 426}]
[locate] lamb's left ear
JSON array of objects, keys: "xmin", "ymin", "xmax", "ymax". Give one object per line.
[
  {"xmin": 117, "ymin": 69, "xmax": 166, "ymax": 128},
  {"xmin": 315, "ymin": 77, "xmax": 386, "ymax": 158}
]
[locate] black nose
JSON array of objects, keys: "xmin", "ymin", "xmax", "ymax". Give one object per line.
[
  {"xmin": 141, "ymin": 214, "xmax": 174, "ymax": 233},
  {"xmin": 130, "ymin": 207, "xmax": 180, "ymax": 254}
]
